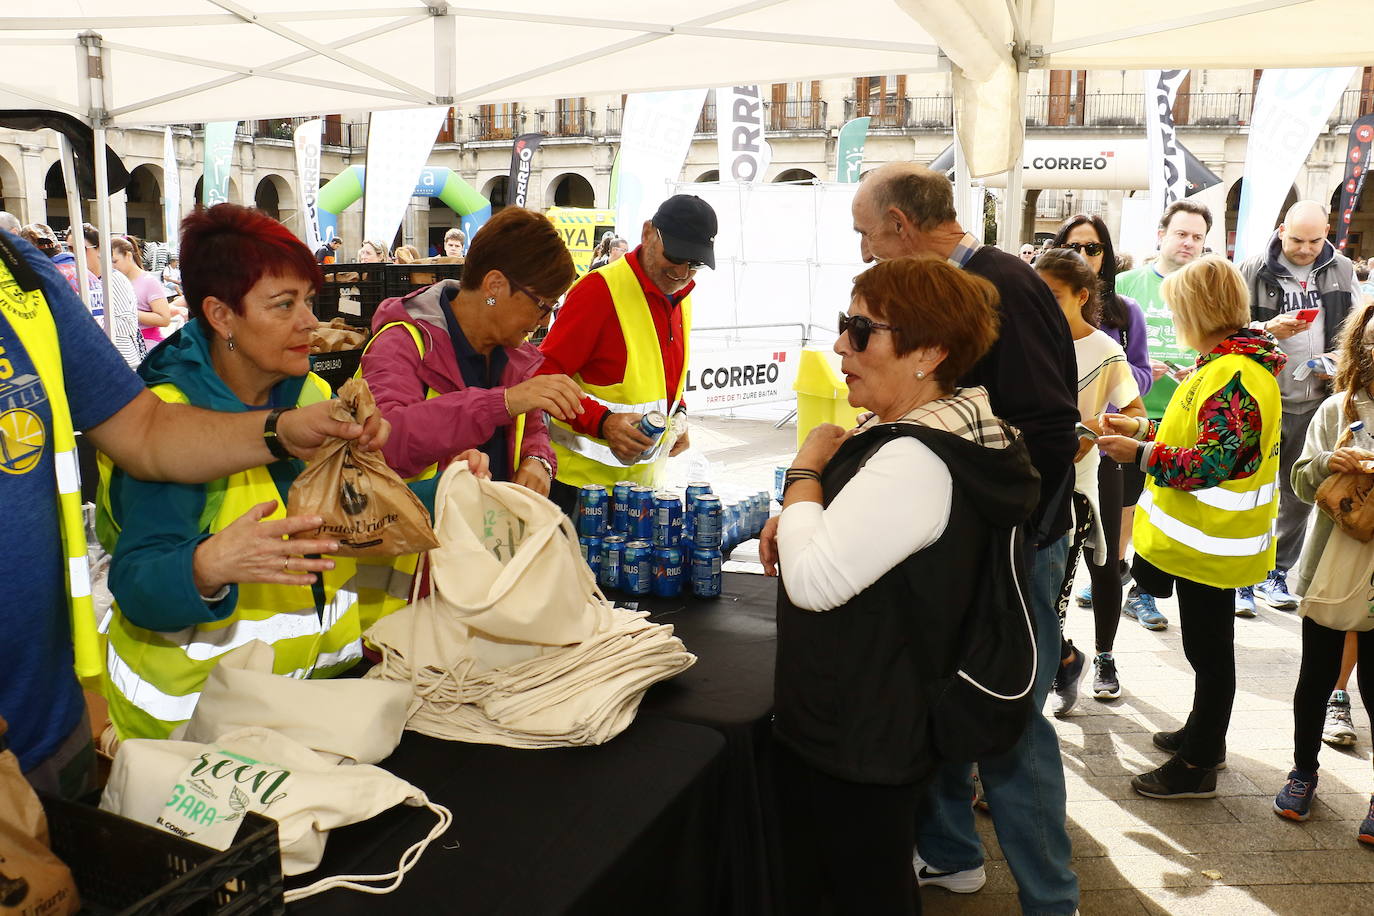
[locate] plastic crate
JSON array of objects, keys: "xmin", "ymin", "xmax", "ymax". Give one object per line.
[
  {"xmin": 384, "ymin": 261, "xmax": 463, "ymax": 298},
  {"xmin": 42, "ymin": 796, "xmax": 283, "ymax": 916},
  {"xmin": 315, "ymin": 263, "xmax": 387, "ymax": 330},
  {"xmin": 308, "ymin": 348, "xmax": 364, "ymax": 393}
]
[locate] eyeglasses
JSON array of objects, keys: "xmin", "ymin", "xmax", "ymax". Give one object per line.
[
  {"xmin": 1063, "ymin": 241, "xmax": 1105, "ymax": 256},
  {"xmin": 656, "ymin": 229, "xmax": 707, "ymax": 271},
  {"xmin": 507, "ymin": 277, "xmax": 557, "ymax": 316},
  {"xmin": 838, "ymin": 311, "xmax": 896, "ymax": 352}
]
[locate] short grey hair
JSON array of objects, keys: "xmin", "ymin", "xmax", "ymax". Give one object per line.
[
  {"xmin": 869, "ymin": 163, "xmax": 957, "ymax": 232},
  {"xmin": 0, "ymin": 211, "xmax": 20, "ymax": 234}
]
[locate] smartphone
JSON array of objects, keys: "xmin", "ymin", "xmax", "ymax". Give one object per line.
[
  {"xmin": 1163, "ymin": 359, "xmax": 1188, "ymax": 375},
  {"xmin": 1074, "ymin": 421, "xmax": 1099, "ymax": 441},
  {"xmin": 1296, "ymin": 308, "xmax": 1320, "ymax": 322}
]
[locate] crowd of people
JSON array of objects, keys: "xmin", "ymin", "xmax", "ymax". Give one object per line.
[{"xmin": 3, "ymin": 159, "xmax": 1374, "ymax": 915}]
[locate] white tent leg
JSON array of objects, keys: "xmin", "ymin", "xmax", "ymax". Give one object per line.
[
  {"xmin": 1000, "ymin": 68, "xmax": 1029, "ymax": 251},
  {"xmin": 57, "ymin": 135, "xmax": 92, "ymax": 314},
  {"xmin": 953, "ymin": 132, "xmax": 974, "ymax": 233},
  {"xmin": 93, "ymin": 125, "xmax": 117, "ymax": 345}
]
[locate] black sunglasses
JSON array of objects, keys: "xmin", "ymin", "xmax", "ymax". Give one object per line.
[
  {"xmin": 838, "ymin": 312, "xmax": 896, "ymax": 352},
  {"xmin": 507, "ymin": 277, "xmax": 557, "ymax": 317},
  {"xmin": 656, "ymin": 229, "xmax": 708, "ymax": 271},
  {"xmin": 1063, "ymin": 241, "xmax": 1105, "ymax": 256}
]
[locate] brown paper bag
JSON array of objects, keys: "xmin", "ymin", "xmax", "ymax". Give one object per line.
[
  {"xmin": 0, "ymin": 717, "xmax": 80, "ymax": 915},
  {"xmin": 309, "ymin": 323, "xmax": 367, "ymax": 354},
  {"xmin": 1316, "ymin": 471, "xmax": 1374, "ymax": 542},
  {"xmin": 287, "ymin": 378, "xmax": 439, "ymax": 557}
]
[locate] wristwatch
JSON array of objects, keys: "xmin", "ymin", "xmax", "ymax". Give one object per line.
[
  {"xmin": 263, "ymin": 406, "xmax": 295, "ymax": 461},
  {"xmin": 525, "ymin": 455, "xmax": 553, "ymax": 480}
]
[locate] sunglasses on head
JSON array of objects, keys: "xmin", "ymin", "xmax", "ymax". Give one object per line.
[
  {"xmin": 838, "ymin": 312, "xmax": 896, "ymax": 352},
  {"xmin": 1063, "ymin": 241, "xmax": 1105, "ymax": 256},
  {"xmin": 656, "ymin": 229, "xmax": 707, "ymax": 271}
]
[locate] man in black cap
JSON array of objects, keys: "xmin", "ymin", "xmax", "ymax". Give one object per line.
[{"xmin": 538, "ymin": 194, "xmax": 716, "ymax": 512}]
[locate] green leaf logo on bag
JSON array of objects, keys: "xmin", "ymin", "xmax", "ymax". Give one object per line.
[{"xmin": 157, "ymin": 749, "xmax": 292, "ymax": 845}]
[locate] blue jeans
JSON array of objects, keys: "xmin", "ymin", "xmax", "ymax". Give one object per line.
[{"xmin": 915, "ymin": 535, "xmax": 1077, "ymax": 916}]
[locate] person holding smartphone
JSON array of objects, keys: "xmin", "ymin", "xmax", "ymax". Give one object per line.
[{"xmin": 1236, "ymin": 200, "xmax": 1363, "ymax": 618}]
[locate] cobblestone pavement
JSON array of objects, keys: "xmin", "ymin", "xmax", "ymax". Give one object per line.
[{"xmin": 691, "ymin": 413, "xmax": 1374, "ymax": 916}]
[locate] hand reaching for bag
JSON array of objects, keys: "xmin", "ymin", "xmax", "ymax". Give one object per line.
[
  {"xmin": 191, "ymin": 500, "xmax": 339, "ymax": 597},
  {"xmin": 1330, "ymin": 447, "xmax": 1374, "ymax": 475}
]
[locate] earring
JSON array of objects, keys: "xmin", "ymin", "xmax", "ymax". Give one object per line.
[
  {"xmin": 915, "ymin": 369, "xmax": 925, "ymax": 380},
  {"xmin": 227, "ymin": 335, "xmax": 236, "ymax": 351},
  {"xmin": 485, "ymin": 296, "xmax": 497, "ymax": 307}
]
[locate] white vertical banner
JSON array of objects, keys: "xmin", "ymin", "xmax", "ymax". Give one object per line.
[
  {"xmin": 615, "ymin": 89, "xmax": 710, "ymax": 239},
  {"xmin": 1143, "ymin": 69, "xmax": 1189, "ymax": 226},
  {"xmin": 1235, "ymin": 68, "xmax": 1357, "ymax": 262},
  {"xmin": 161, "ymin": 127, "xmax": 181, "ymax": 249},
  {"xmin": 293, "ymin": 119, "xmax": 323, "ymax": 250},
  {"xmin": 716, "ymin": 86, "xmax": 771, "ymax": 183},
  {"xmin": 362, "ymin": 107, "xmax": 450, "ymax": 247}
]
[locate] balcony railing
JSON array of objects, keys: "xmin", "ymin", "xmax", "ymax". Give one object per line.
[
  {"xmin": 844, "ymin": 96, "xmax": 908, "ymax": 128},
  {"xmin": 768, "ymin": 99, "xmax": 826, "ymax": 131},
  {"xmin": 604, "ymin": 107, "xmax": 623, "ymax": 136},
  {"xmin": 697, "ymin": 103, "xmax": 716, "ymax": 134},
  {"xmin": 470, "ymin": 109, "xmax": 523, "ymax": 141},
  {"xmin": 538, "ymin": 107, "xmax": 595, "ymax": 137}
]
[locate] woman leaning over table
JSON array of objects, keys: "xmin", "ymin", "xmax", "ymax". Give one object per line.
[
  {"xmin": 1270, "ymin": 302, "xmax": 1374, "ymax": 837},
  {"xmin": 1097, "ymin": 256, "xmax": 1285, "ymax": 799},
  {"xmin": 759, "ymin": 257, "xmax": 1039, "ymax": 915}
]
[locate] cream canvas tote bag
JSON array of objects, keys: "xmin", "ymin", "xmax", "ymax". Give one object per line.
[{"xmin": 1299, "ymin": 526, "xmax": 1374, "ymax": 631}]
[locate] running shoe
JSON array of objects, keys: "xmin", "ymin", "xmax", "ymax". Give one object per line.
[
  {"xmin": 1254, "ymin": 570, "xmax": 1299, "ymax": 610},
  {"xmin": 912, "ymin": 854, "xmax": 987, "ymax": 893},
  {"xmin": 1322, "ymin": 690, "xmax": 1357, "ymax": 747},
  {"xmin": 1074, "ymin": 585, "xmax": 1093, "ymax": 608},
  {"xmin": 1051, "ymin": 640, "xmax": 1086, "ymax": 718},
  {"xmin": 1234, "ymin": 585, "xmax": 1257, "ymax": 618},
  {"xmin": 1273, "ymin": 768, "xmax": 1318, "ymax": 821},
  {"xmin": 1131, "ymin": 756, "xmax": 1219, "ymax": 799},
  {"xmin": 1152, "ymin": 728, "xmax": 1227, "ymax": 769},
  {"xmin": 1359, "ymin": 797, "xmax": 1374, "ymax": 847},
  {"xmin": 1123, "ymin": 591, "xmax": 1168, "ymax": 630},
  {"xmin": 1092, "ymin": 652, "xmax": 1121, "ymax": 700}
]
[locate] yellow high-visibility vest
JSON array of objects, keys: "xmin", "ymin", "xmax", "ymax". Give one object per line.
[
  {"xmin": 547, "ymin": 257, "xmax": 691, "ymax": 489},
  {"xmin": 1133, "ymin": 352, "xmax": 1282, "ymax": 589}
]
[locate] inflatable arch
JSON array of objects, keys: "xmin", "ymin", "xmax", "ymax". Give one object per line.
[{"xmin": 316, "ymin": 165, "xmax": 491, "ymax": 247}]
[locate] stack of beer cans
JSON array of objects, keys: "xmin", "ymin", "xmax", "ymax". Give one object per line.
[{"xmin": 575, "ymin": 481, "xmax": 771, "ymax": 600}]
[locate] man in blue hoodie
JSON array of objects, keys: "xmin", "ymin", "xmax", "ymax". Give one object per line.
[{"xmin": 1237, "ymin": 201, "xmax": 1361, "ymax": 615}]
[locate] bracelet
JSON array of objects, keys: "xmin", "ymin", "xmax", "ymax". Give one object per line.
[
  {"xmin": 263, "ymin": 406, "xmax": 295, "ymax": 461},
  {"xmin": 525, "ymin": 455, "xmax": 553, "ymax": 480},
  {"xmin": 782, "ymin": 468, "xmax": 821, "ymax": 496}
]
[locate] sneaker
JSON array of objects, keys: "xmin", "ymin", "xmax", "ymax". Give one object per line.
[
  {"xmin": 1359, "ymin": 797, "xmax": 1374, "ymax": 847},
  {"xmin": 1092, "ymin": 653, "xmax": 1122, "ymax": 700},
  {"xmin": 1123, "ymin": 591, "xmax": 1168, "ymax": 630},
  {"xmin": 1273, "ymin": 768, "xmax": 1319, "ymax": 821},
  {"xmin": 1234, "ymin": 585, "xmax": 1257, "ymax": 618},
  {"xmin": 1254, "ymin": 570, "xmax": 1299, "ymax": 610},
  {"xmin": 1131, "ymin": 755, "xmax": 1219, "ymax": 799},
  {"xmin": 1074, "ymin": 584, "xmax": 1093, "ymax": 608},
  {"xmin": 1051, "ymin": 641, "xmax": 1086, "ymax": 717},
  {"xmin": 1322, "ymin": 690, "xmax": 1358, "ymax": 747},
  {"xmin": 1152, "ymin": 728, "xmax": 1227, "ymax": 769},
  {"xmin": 912, "ymin": 854, "xmax": 987, "ymax": 893}
]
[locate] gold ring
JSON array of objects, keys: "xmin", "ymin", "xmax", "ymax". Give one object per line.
[{"xmin": 282, "ymin": 557, "xmax": 290, "ymax": 572}]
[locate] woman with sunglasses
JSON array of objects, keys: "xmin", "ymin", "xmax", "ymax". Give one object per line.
[
  {"xmin": 360, "ymin": 207, "xmax": 584, "ymax": 496},
  {"xmin": 759, "ymin": 257, "xmax": 1039, "ymax": 915}
]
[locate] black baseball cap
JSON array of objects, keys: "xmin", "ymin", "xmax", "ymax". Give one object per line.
[{"xmin": 651, "ymin": 195, "xmax": 717, "ymax": 270}]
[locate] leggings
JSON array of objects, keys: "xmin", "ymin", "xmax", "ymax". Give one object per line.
[
  {"xmin": 1293, "ymin": 618, "xmax": 1374, "ymax": 772},
  {"xmin": 1056, "ymin": 460, "xmax": 1126, "ymax": 657}
]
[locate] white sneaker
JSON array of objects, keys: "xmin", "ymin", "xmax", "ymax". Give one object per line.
[{"xmin": 912, "ymin": 853, "xmax": 986, "ymax": 893}]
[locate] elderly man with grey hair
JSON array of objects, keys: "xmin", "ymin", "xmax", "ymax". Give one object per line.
[{"xmin": 0, "ymin": 212, "xmax": 21, "ymax": 235}]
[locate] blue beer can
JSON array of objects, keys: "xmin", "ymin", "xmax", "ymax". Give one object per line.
[
  {"xmin": 774, "ymin": 466, "xmax": 787, "ymax": 505},
  {"xmin": 684, "ymin": 482, "xmax": 712, "ymax": 541},
  {"xmin": 652, "ymin": 545, "xmax": 685, "ymax": 597},
  {"xmin": 611, "ymin": 481, "xmax": 634, "ymax": 534},
  {"xmin": 693, "ymin": 494, "xmax": 723, "ymax": 549},
  {"xmin": 653, "ymin": 492, "xmax": 683, "ymax": 548},
  {"xmin": 600, "ymin": 535, "xmax": 625, "ymax": 592},
  {"xmin": 622, "ymin": 539, "xmax": 652, "ymax": 595},
  {"xmin": 691, "ymin": 546, "xmax": 723, "ymax": 598},
  {"xmin": 637, "ymin": 410, "xmax": 667, "ymax": 440},
  {"xmin": 754, "ymin": 492, "xmax": 769, "ymax": 536},
  {"xmin": 579, "ymin": 534, "xmax": 602, "ymax": 579},
  {"xmin": 628, "ymin": 486, "xmax": 655, "ymax": 541},
  {"xmin": 576, "ymin": 484, "xmax": 609, "ymax": 537}
]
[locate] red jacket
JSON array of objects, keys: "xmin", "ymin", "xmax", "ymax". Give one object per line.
[{"xmin": 537, "ymin": 248, "xmax": 690, "ymax": 436}]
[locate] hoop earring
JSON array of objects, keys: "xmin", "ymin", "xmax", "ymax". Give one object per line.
[
  {"xmin": 226, "ymin": 335, "xmax": 236, "ymax": 352},
  {"xmin": 485, "ymin": 297, "xmax": 497, "ymax": 307}
]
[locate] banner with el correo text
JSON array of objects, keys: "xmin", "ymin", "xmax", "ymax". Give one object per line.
[
  {"xmin": 508, "ymin": 133, "xmax": 543, "ymax": 208},
  {"xmin": 1336, "ymin": 114, "xmax": 1374, "ymax": 252},
  {"xmin": 716, "ymin": 86, "xmax": 771, "ymax": 183},
  {"xmin": 836, "ymin": 117, "xmax": 870, "ymax": 183},
  {"xmin": 293, "ymin": 119, "xmax": 324, "ymax": 250},
  {"xmin": 1235, "ymin": 68, "xmax": 1357, "ymax": 262},
  {"xmin": 1143, "ymin": 69, "xmax": 1189, "ymax": 224},
  {"xmin": 162, "ymin": 127, "xmax": 181, "ymax": 248},
  {"xmin": 201, "ymin": 121, "xmax": 237, "ymax": 206},
  {"xmin": 615, "ymin": 89, "xmax": 710, "ymax": 239},
  {"xmin": 362, "ymin": 107, "xmax": 450, "ymax": 249},
  {"xmin": 686, "ymin": 346, "xmax": 798, "ymax": 411}
]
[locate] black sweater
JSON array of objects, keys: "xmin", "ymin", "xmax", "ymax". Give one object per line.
[{"xmin": 960, "ymin": 246, "xmax": 1079, "ymax": 545}]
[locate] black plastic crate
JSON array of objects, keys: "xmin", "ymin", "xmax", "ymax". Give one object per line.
[
  {"xmin": 315, "ymin": 263, "xmax": 387, "ymax": 330},
  {"xmin": 384, "ymin": 261, "xmax": 463, "ymax": 298},
  {"xmin": 308, "ymin": 348, "xmax": 364, "ymax": 394},
  {"xmin": 42, "ymin": 796, "xmax": 283, "ymax": 916}
]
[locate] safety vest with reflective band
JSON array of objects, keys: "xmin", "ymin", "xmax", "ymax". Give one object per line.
[
  {"xmin": 547, "ymin": 257, "xmax": 691, "ymax": 489},
  {"xmin": 0, "ymin": 257, "xmax": 98, "ymax": 685},
  {"xmin": 1133, "ymin": 352, "xmax": 1282, "ymax": 590},
  {"xmin": 97, "ymin": 374, "xmax": 385, "ymax": 741}
]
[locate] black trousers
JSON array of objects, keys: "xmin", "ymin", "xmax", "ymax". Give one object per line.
[
  {"xmin": 1293, "ymin": 618, "xmax": 1374, "ymax": 772},
  {"xmin": 773, "ymin": 740, "xmax": 924, "ymax": 916},
  {"xmin": 1056, "ymin": 461, "xmax": 1127, "ymax": 656},
  {"xmin": 1133, "ymin": 556, "xmax": 1235, "ymax": 767}
]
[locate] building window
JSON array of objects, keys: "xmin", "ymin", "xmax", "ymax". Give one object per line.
[
  {"xmin": 1047, "ymin": 70, "xmax": 1087, "ymax": 126},
  {"xmin": 854, "ymin": 75, "xmax": 906, "ymax": 127},
  {"xmin": 475, "ymin": 103, "xmax": 519, "ymax": 141},
  {"xmin": 770, "ymin": 81, "xmax": 823, "ymax": 130}
]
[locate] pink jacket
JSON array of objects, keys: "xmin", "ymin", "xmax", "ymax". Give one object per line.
[{"xmin": 361, "ymin": 280, "xmax": 555, "ymax": 480}]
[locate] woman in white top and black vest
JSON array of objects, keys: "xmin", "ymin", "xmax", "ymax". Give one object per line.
[{"xmin": 759, "ymin": 258, "xmax": 1040, "ymax": 915}]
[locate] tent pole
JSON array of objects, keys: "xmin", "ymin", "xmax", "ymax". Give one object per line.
[
  {"xmin": 57, "ymin": 136, "xmax": 92, "ymax": 314},
  {"xmin": 1002, "ymin": 68, "xmax": 1029, "ymax": 251},
  {"xmin": 92, "ymin": 125, "xmax": 117, "ymax": 345},
  {"xmin": 952, "ymin": 129, "xmax": 973, "ymax": 233}
]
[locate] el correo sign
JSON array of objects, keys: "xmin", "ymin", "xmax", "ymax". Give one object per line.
[{"xmin": 686, "ymin": 347, "xmax": 799, "ymax": 410}]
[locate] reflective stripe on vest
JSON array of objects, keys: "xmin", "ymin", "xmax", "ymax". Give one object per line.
[
  {"xmin": 1133, "ymin": 352, "xmax": 1281, "ymax": 589},
  {"xmin": 548, "ymin": 257, "xmax": 691, "ymax": 489},
  {"xmin": 0, "ymin": 260, "xmax": 98, "ymax": 682}
]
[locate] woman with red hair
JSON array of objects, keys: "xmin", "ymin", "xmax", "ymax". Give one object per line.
[{"xmin": 95, "ymin": 203, "xmax": 411, "ymax": 742}]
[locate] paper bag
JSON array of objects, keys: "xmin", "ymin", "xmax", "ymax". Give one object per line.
[
  {"xmin": 0, "ymin": 717, "xmax": 80, "ymax": 915},
  {"xmin": 287, "ymin": 378, "xmax": 439, "ymax": 557},
  {"xmin": 1316, "ymin": 471, "xmax": 1374, "ymax": 543}
]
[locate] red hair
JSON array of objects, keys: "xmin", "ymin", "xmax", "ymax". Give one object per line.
[{"xmin": 179, "ymin": 204, "xmax": 323, "ymax": 320}]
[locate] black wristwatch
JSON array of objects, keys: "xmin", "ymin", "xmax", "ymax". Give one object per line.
[{"xmin": 263, "ymin": 406, "xmax": 295, "ymax": 461}]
